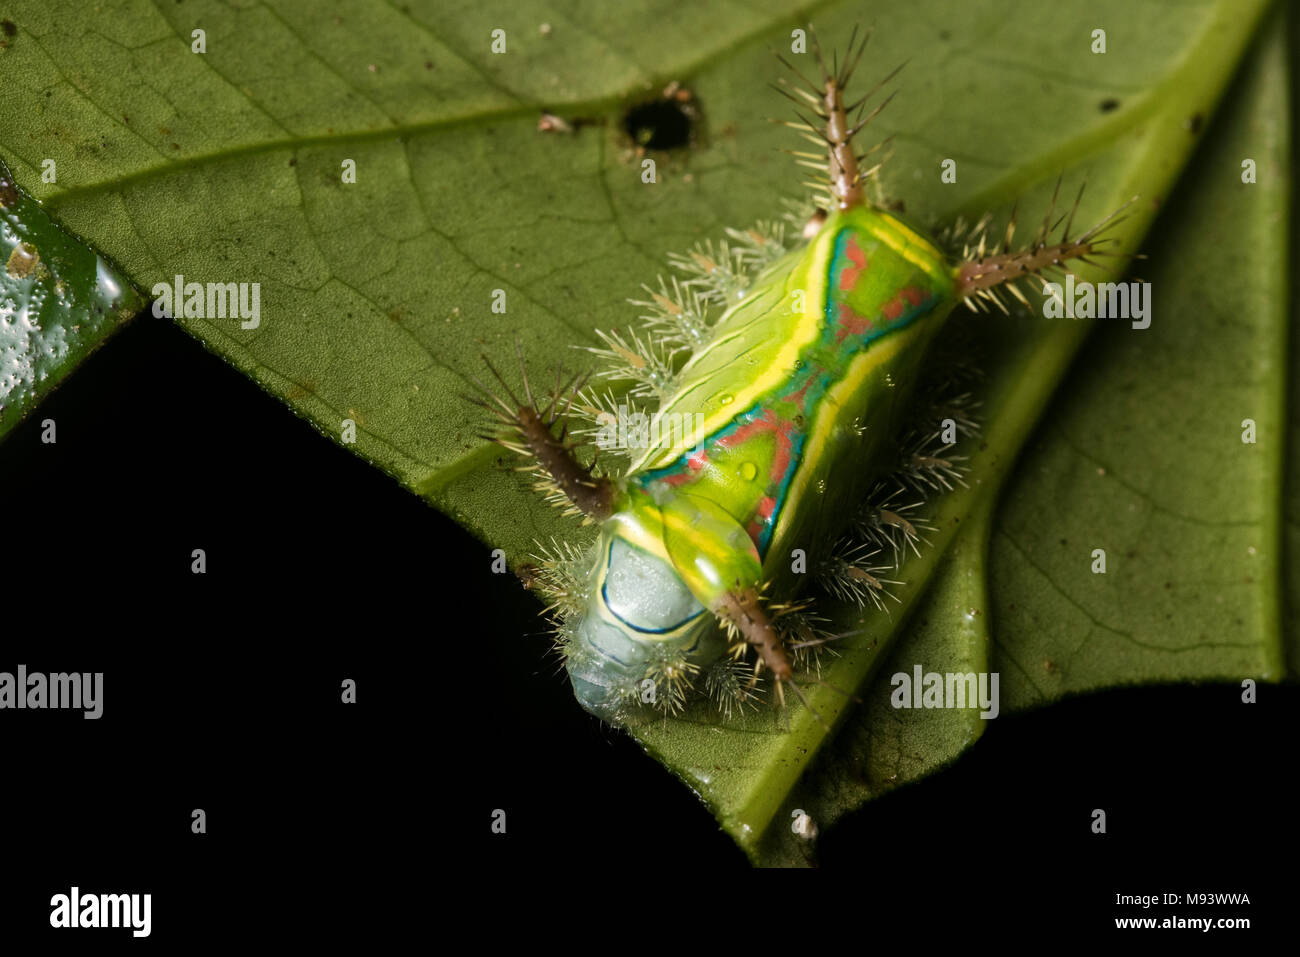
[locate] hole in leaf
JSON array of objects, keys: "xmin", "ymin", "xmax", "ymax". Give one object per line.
[{"xmin": 624, "ymin": 98, "xmax": 695, "ymax": 150}]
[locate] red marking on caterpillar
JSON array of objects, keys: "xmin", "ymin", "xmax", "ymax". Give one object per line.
[
  {"xmin": 838, "ymin": 235, "xmax": 868, "ymax": 290},
  {"xmin": 837, "ymin": 302, "xmax": 874, "ymax": 341},
  {"xmin": 881, "ymin": 286, "xmax": 928, "ymax": 321}
]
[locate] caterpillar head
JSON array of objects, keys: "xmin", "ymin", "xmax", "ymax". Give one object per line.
[{"xmin": 565, "ymin": 532, "xmax": 719, "ymax": 723}]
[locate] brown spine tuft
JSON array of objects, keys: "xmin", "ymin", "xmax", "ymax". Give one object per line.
[
  {"xmin": 716, "ymin": 590, "xmax": 793, "ymax": 681},
  {"xmin": 517, "ymin": 407, "xmax": 614, "ymax": 519},
  {"xmin": 955, "ymin": 239, "xmax": 1093, "ymax": 297}
]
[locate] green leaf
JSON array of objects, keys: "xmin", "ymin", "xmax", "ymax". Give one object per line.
[
  {"xmin": 1285, "ymin": 9, "xmax": 1300, "ymax": 681},
  {"xmin": 0, "ymin": 0, "xmax": 837, "ymax": 486},
  {"xmin": 990, "ymin": 15, "xmax": 1291, "ymax": 707},
  {"xmin": 0, "ymin": 0, "xmax": 1285, "ymax": 864},
  {"xmin": 0, "ymin": 161, "xmax": 144, "ymax": 439}
]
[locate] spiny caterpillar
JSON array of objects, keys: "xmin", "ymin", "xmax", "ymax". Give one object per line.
[{"xmin": 474, "ymin": 27, "xmax": 1128, "ymax": 727}]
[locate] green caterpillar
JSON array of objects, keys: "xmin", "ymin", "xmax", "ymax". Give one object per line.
[{"xmin": 477, "ymin": 29, "xmax": 1124, "ymax": 726}]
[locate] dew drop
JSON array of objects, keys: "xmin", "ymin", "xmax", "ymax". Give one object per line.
[
  {"xmin": 94, "ymin": 256, "xmax": 122, "ymax": 306},
  {"xmin": 738, "ymin": 462, "xmax": 758, "ymax": 482}
]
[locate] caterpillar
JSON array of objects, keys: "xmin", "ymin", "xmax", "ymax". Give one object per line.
[{"xmin": 475, "ymin": 27, "xmax": 1127, "ymax": 727}]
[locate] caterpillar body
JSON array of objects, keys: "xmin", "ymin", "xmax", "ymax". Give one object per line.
[{"xmin": 477, "ymin": 29, "xmax": 1125, "ymax": 726}]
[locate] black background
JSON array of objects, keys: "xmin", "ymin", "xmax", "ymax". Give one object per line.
[{"xmin": 0, "ymin": 313, "xmax": 1292, "ymax": 943}]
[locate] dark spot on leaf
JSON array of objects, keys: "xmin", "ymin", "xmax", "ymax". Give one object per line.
[
  {"xmin": 1, "ymin": 20, "xmax": 16, "ymax": 37},
  {"xmin": 623, "ymin": 96, "xmax": 695, "ymax": 150},
  {"xmin": 1099, "ymin": 98, "xmax": 1120, "ymax": 113},
  {"xmin": 0, "ymin": 174, "xmax": 17, "ymax": 209},
  {"xmin": 288, "ymin": 157, "xmax": 297, "ymax": 166},
  {"xmin": 939, "ymin": 29, "xmax": 951, "ymax": 41},
  {"xmin": 1187, "ymin": 112, "xmax": 1203, "ymax": 134}
]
